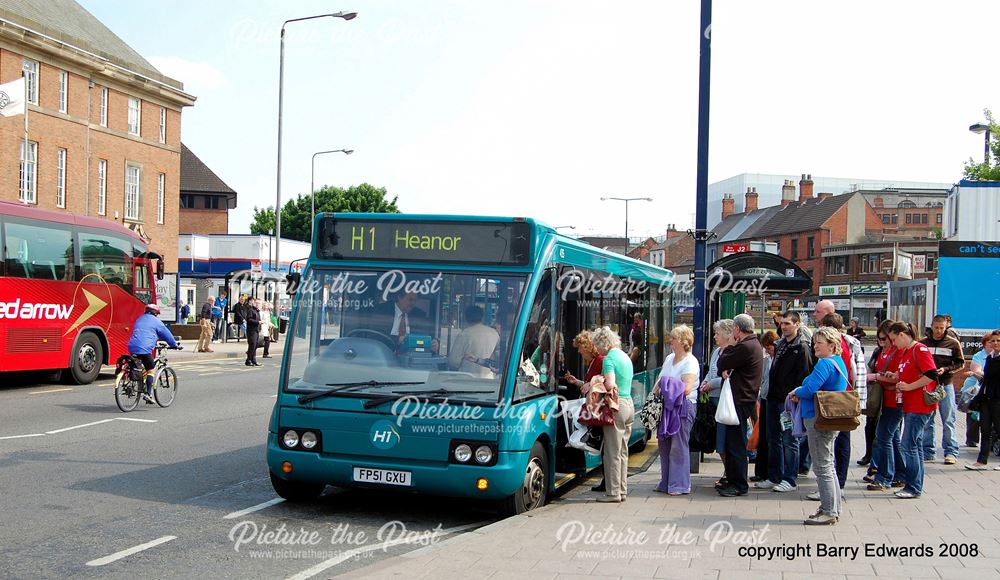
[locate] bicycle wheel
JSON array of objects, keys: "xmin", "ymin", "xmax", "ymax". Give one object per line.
[
  {"xmin": 153, "ymin": 367, "xmax": 178, "ymax": 408},
  {"xmin": 115, "ymin": 372, "xmax": 141, "ymax": 412}
]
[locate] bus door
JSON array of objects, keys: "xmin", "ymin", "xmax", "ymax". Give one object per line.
[{"xmin": 133, "ymin": 260, "xmax": 152, "ymax": 305}]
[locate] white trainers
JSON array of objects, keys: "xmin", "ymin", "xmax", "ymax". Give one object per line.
[
  {"xmin": 772, "ymin": 481, "xmax": 797, "ymax": 492},
  {"xmin": 754, "ymin": 480, "xmax": 777, "ymax": 490},
  {"xmin": 806, "ymin": 491, "xmax": 821, "ymax": 501}
]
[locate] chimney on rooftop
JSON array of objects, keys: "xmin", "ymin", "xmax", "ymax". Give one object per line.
[
  {"xmin": 817, "ymin": 191, "xmax": 833, "ymax": 200},
  {"xmin": 799, "ymin": 173, "xmax": 814, "ymax": 202},
  {"xmin": 721, "ymin": 193, "xmax": 735, "ymax": 220},
  {"xmin": 781, "ymin": 180, "xmax": 796, "ymax": 207},
  {"xmin": 745, "ymin": 187, "xmax": 759, "ymax": 213},
  {"xmin": 666, "ymin": 224, "xmax": 683, "ymax": 240}
]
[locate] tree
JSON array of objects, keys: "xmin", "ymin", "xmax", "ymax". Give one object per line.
[
  {"xmin": 250, "ymin": 183, "xmax": 399, "ymax": 242},
  {"xmin": 250, "ymin": 206, "xmax": 275, "ymax": 235},
  {"xmin": 962, "ymin": 109, "xmax": 1000, "ymax": 181}
]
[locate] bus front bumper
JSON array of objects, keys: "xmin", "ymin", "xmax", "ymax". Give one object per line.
[{"xmin": 266, "ymin": 433, "xmax": 529, "ymax": 501}]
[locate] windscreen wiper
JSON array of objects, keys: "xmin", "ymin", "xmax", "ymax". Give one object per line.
[
  {"xmin": 361, "ymin": 388, "xmax": 489, "ymax": 409},
  {"xmin": 298, "ymin": 381, "xmax": 426, "ymax": 404}
]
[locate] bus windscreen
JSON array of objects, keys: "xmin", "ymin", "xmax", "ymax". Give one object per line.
[{"xmin": 317, "ymin": 219, "xmax": 532, "ymax": 266}]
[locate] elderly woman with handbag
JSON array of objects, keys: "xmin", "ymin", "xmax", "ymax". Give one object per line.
[
  {"xmin": 591, "ymin": 326, "xmax": 634, "ymax": 503},
  {"xmin": 790, "ymin": 327, "xmax": 849, "ymax": 525},
  {"xmin": 650, "ymin": 325, "xmax": 700, "ymax": 495}
]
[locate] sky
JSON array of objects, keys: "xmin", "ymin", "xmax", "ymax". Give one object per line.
[{"xmin": 79, "ymin": 0, "xmax": 1000, "ymax": 241}]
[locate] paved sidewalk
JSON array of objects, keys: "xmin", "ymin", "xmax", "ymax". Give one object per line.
[
  {"xmin": 166, "ymin": 335, "xmax": 283, "ymax": 363},
  {"xmin": 343, "ymin": 423, "xmax": 1000, "ymax": 580}
]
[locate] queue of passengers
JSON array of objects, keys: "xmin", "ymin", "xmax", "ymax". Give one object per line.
[{"xmin": 573, "ymin": 301, "xmax": 999, "ymax": 527}]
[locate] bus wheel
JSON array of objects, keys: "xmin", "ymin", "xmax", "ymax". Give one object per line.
[
  {"xmin": 269, "ymin": 472, "xmax": 325, "ymax": 502},
  {"xmin": 498, "ymin": 441, "xmax": 548, "ymax": 517},
  {"xmin": 68, "ymin": 333, "xmax": 103, "ymax": 385}
]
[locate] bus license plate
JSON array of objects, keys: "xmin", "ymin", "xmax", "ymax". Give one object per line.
[{"xmin": 353, "ymin": 467, "xmax": 411, "ymax": 487}]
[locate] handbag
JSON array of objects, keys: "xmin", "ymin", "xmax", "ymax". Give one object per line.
[
  {"xmin": 714, "ymin": 378, "xmax": 740, "ymax": 426},
  {"xmin": 579, "ymin": 387, "xmax": 616, "ymax": 427},
  {"xmin": 690, "ymin": 393, "xmax": 718, "ymax": 453},
  {"xmin": 814, "ymin": 361, "xmax": 861, "ymax": 432},
  {"xmin": 958, "ymin": 382, "xmax": 981, "ymax": 413},
  {"xmin": 638, "ymin": 387, "xmax": 663, "ymax": 432},
  {"xmin": 906, "ymin": 346, "xmax": 947, "ymax": 405},
  {"xmin": 865, "ymin": 350, "xmax": 894, "ymax": 416}
]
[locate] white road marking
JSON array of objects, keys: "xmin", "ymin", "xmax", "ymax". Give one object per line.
[
  {"xmin": 85, "ymin": 535, "xmax": 177, "ymax": 566},
  {"xmin": 45, "ymin": 419, "xmax": 114, "ymax": 434},
  {"xmin": 3, "ymin": 418, "xmax": 158, "ymax": 440},
  {"xmin": 223, "ymin": 497, "xmax": 285, "ymax": 520},
  {"xmin": 285, "ymin": 521, "xmax": 488, "ymax": 580},
  {"xmin": 29, "ymin": 387, "xmax": 73, "ymax": 395}
]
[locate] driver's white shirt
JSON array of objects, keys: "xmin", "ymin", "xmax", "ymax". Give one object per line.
[
  {"xmin": 390, "ymin": 304, "xmax": 410, "ymax": 336},
  {"xmin": 448, "ymin": 323, "xmax": 500, "ymax": 378}
]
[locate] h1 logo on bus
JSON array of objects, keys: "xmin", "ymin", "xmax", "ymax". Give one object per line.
[{"xmin": 370, "ymin": 420, "xmax": 400, "ymax": 450}]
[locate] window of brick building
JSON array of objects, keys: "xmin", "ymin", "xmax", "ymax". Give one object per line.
[
  {"xmin": 100, "ymin": 88, "xmax": 108, "ymax": 127},
  {"xmin": 921, "ymin": 213, "xmax": 928, "ymax": 224},
  {"xmin": 180, "ymin": 194, "xmax": 194, "ymax": 209},
  {"xmin": 826, "ymin": 256, "xmax": 848, "ymax": 275},
  {"xmin": 19, "ymin": 140, "xmax": 37, "ymax": 204},
  {"xmin": 926, "ymin": 253, "xmax": 937, "ymax": 271},
  {"xmin": 157, "ymin": 174, "xmax": 165, "ymax": 224},
  {"xmin": 905, "ymin": 214, "xmax": 912, "ymax": 225},
  {"xmin": 128, "ymin": 97, "xmax": 141, "ymax": 135},
  {"xmin": 936, "ymin": 213, "xmax": 942, "ymax": 224},
  {"xmin": 882, "ymin": 214, "xmax": 891, "ymax": 225},
  {"xmin": 860, "ymin": 254, "xmax": 880, "ymax": 274},
  {"xmin": 125, "ymin": 164, "xmax": 141, "ymax": 221},
  {"xmin": 59, "ymin": 71, "xmax": 68, "ymax": 113},
  {"xmin": 159, "ymin": 107, "xmax": 166, "ymax": 144},
  {"xmin": 98, "ymin": 160, "xmax": 107, "ymax": 215},
  {"xmin": 807, "ymin": 236, "xmax": 815, "ymax": 259},
  {"xmin": 23, "ymin": 59, "xmax": 38, "ymax": 105},
  {"xmin": 791, "ymin": 238, "xmax": 798, "ymax": 260},
  {"xmin": 56, "ymin": 148, "xmax": 67, "ymax": 208}
]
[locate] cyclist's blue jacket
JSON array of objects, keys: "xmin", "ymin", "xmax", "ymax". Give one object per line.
[{"xmin": 128, "ymin": 313, "xmax": 178, "ymax": 355}]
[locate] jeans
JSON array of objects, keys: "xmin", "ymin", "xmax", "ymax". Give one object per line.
[
  {"xmin": 799, "ymin": 439, "xmax": 811, "ymax": 473},
  {"xmin": 754, "ymin": 400, "xmax": 770, "ymax": 480},
  {"xmin": 805, "ymin": 417, "xmax": 841, "ymax": 517},
  {"xmin": 766, "ymin": 401, "xmax": 801, "ymax": 485},
  {"xmin": 834, "ymin": 431, "xmax": 850, "ymax": 489},
  {"xmin": 657, "ymin": 398, "xmax": 695, "ymax": 493},
  {"xmin": 873, "ymin": 407, "xmax": 905, "ymax": 486},
  {"xmin": 968, "ymin": 412, "xmax": 981, "ymax": 446},
  {"xmin": 723, "ymin": 403, "xmax": 755, "ymax": 493},
  {"xmin": 923, "ymin": 387, "xmax": 959, "ymax": 459},
  {"xmin": 863, "ymin": 413, "xmax": 879, "ymax": 460},
  {"xmin": 977, "ymin": 399, "xmax": 1000, "ymax": 464},
  {"xmin": 900, "ymin": 412, "xmax": 933, "ymax": 496},
  {"xmin": 211, "ymin": 314, "xmax": 222, "ymax": 341}
]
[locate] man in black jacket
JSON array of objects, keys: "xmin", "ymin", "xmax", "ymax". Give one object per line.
[
  {"xmin": 760, "ymin": 311, "xmax": 814, "ymax": 492},
  {"xmin": 716, "ymin": 313, "xmax": 764, "ymax": 497},
  {"xmin": 232, "ymin": 294, "xmax": 248, "ymax": 341},
  {"xmin": 244, "ymin": 299, "xmax": 261, "ymax": 366},
  {"xmin": 920, "ymin": 314, "xmax": 965, "ymax": 464}
]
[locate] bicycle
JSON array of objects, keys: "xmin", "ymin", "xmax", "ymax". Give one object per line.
[{"xmin": 114, "ymin": 341, "xmax": 181, "ymax": 412}]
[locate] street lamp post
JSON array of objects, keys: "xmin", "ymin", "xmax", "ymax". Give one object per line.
[
  {"xmin": 311, "ymin": 149, "xmax": 354, "ymax": 239},
  {"xmin": 600, "ymin": 197, "xmax": 653, "ymax": 254},
  {"xmin": 970, "ymin": 122, "xmax": 991, "ymax": 165},
  {"xmin": 275, "ymin": 11, "xmax": 357, "ymax": 275}
]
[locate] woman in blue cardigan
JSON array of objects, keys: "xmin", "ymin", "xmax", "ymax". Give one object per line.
[{"xmin": 791, "ymin": 327, "xmax": 849, "ymax": 526}]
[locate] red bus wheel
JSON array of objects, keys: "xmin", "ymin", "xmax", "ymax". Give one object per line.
[{"xmin": 68, "ymin": 332, "xmax": 103, "ymax": 385}]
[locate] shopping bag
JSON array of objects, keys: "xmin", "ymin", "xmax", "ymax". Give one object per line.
[
  {"xmin": 714, "ymin": 378, "xmax": 740, "ymax": 426},
  {"xmin": 690, "ymin": 393, "xmax": 717, "ymax": 453}
]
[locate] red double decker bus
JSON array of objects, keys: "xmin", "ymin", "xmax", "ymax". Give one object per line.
[{"xmin": 0, "ymin": 201, "xmax": 163, "ymax": 384}]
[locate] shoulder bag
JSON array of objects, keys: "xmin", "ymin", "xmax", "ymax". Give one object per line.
[
  {"xmin": 815, "ymin": 361, "xmax": 861, "ymax": 432},
  {"xmin": 917, "ymin": 345, "xmax": 948, "ymax": 405},
  {"xmin": 638, "ymin": 386, "xmax": 663, "ymax": 432}
]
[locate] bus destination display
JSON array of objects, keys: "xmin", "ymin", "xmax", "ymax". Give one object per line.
[{"xmin": 318, "ymin": 219, "xmax": 532, "ymax": 265}]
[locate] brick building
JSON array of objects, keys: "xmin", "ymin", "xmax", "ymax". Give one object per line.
[
  {"xmin": 860, "ymin": 187, "xmax": 948, "ymax": 238},
  {"xmin": 180, "ymin": 144, "xmax": 237, "ymax": 235},
  {"xmin": 0, "ymin": 1, "xmax": 195, "ymax": 270}
]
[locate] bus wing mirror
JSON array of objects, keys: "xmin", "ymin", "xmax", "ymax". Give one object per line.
[
  {"xmin": 156, "ymin": 259, "xmax": 165, "ymax": 280},
  {"xmin": 285, "ymin": 272, "xmax": 301, "ymax": 295}
]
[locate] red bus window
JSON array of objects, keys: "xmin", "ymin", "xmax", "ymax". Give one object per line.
[
  {"xmin": 80, "ymin": 232, "xmax": 132, "ymax": 293},
  {"xmin": 3, "ymin": 221, "xmax": 74, "ymax": 281}
]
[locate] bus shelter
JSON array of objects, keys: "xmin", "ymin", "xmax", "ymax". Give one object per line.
[{"xmin": 222, "ymin": 269, "xmax": 291, "ymax": 342}]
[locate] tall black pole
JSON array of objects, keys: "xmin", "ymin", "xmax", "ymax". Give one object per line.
[
  {"xmin": 692, "ymin": 0, "xmax": 712, "ymax": 361},
  {"xmin": 985, "ymin": 129, "xmax": 991, "ymax": 166}
]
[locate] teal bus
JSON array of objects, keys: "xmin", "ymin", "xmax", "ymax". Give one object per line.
[{"xmin": 267, "ymin": 214, "xmax": 681, "ymax": 514}]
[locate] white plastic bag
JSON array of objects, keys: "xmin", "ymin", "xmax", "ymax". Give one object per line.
[{"xmin": 715, "ymin": 378, "xmax": 740, "ymax": 426}]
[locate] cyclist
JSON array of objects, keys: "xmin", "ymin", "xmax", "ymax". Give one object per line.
[{"xmin": 127, "ymin": 303, "xmax": 181, "ymax": 403}]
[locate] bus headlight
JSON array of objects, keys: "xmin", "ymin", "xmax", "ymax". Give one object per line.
[
  {"xmin": 475, "ymin": 445, "xmax": 494, "ymax": 465},
  {"xmin": 282, "ymin": 430, "xmax": 300, "ymax": 449},
  {"xmin": 300, "ymin": 431, "xmax": 319, "ymax": 450},
  {"xmin": 454, "ymin": 444, "xmax": 472, "ymax": 463}
]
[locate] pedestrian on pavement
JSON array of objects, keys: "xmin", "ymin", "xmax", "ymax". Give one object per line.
[
  {"xmin": 762, "ymin": 311, "xmax": 813, "ymax": 493},
  {"xmin": 888, "ymin": 321, "xmax": 939, "ymax": 499},
  {"xmin": 700, "ymin": 318, "xmax": 736, "ymax": 490},
  {"xmin": 257, "ymin": 300, "xmax": 273, "ymax": 359},
  {"xmin": 653, "ymin": 325, "xmax": 699, "ymax": 495},
  {"xmin": 920, "ymin": 315, "xmax": 965, "ymax": 464},
  {"xmin": 244, "ymin": 298, "xmax": 261, "ymax": 366},
  {"xmin": 815, "ymin": 303, "xmax": 868, "ymax": 497},
  {"xmin": 966, "ymin": 331, "xmax": 1000, "ymax": 470},
  {"xmin": 868, "ymin": 319, "xmax": 906, "ymax": 491},
  {"xmin": 750, "ymin": 330, "xmax": 777, "ymax": 486},
  {"xmin": 791, "ymin": 327, "xmax": 849, "ymax": 525},
  {"xmin": 962, "ymin": 332, "xmax": 995, "ymax": 448},
  {"xmin": 233, "ymin": 294, "xmax": 248, "ymax": 341},
  {"xmin": 592, "ymin": 326, "xmax": 634, "ymax": 503},
  {"xmin": 566, "ymin": 330, "xmax": 608, "ymax": 493},
  {"xmin": 846, "ymin": 318, "xmax": 867, "ymax": 340},
  {"xmin": 198, "ymin": 296, "xmax": 214, "ymax": 353},
  {"xmin": 179, "ymin": 300, "xmax": 190, "ymax": 323},
  {"xmin": 212, "ymin": 290, "xmax": 227, "ymax": 342},
  {"xmin": 715, "ymin": 313, "xmax": 764, "ymax": 497}
]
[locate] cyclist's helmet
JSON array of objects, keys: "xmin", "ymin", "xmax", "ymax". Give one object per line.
[{"xmin": 145, "ymin": 303, "xmax": 162, "ymax": 315}]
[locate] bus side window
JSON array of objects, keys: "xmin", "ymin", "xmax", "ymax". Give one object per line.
[
  {"xmin": 80, "ymin": 232, "xmax": 133, "ymax": 294},
  {"xmin": 514, "ymin": 270, "xmax": 554, "ymax": 401},
  {"xmin": 2, "ymin": 221, "xmax": 73, "ymax": 281}
]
